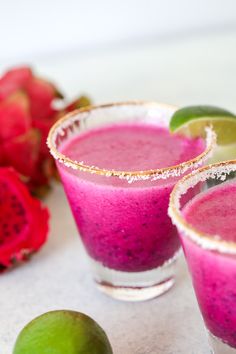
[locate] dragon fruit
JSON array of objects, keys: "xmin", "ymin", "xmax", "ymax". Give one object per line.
[
  {"xmin": 26, "ymin": 77, "xmax": 63, "ymax": 120},
  {"xmin": 0, "ymin": 91, "xmax": 31, "ymax": 141},
  {"xmin": 3, "ymin": 129, "xmax": 41, "ymax": 177},
  {"xmin": 64, "ymin": 95, "xmax": 91, "ymax": 112},
  {"xmin": 0, "ymin": 66, "xmax": 91, "ymax": 195},
  {"xmin": 0, "ymin": 67, "xmax": 33, "ymax": 100},
  {"xmin": 0, "ymin": 168, "xmax": 49, "ymax": 270}
]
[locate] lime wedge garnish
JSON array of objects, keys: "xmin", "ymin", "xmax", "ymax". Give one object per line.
[
  {"xmin": 210, "ymin": 143, "xmax": 236, "ymax": 163},
  {"xmin": 170, "ymin": 105, "xmax": 236, "ymax": 145}
]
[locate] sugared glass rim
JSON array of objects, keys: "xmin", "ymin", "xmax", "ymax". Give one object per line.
[
  {"xmin": 47, "ymin": 101, "xmax": 216, "ymax": 182},
  {"xmin": 168, "ymin": 160, "xmax": 236, "ymax": 254}
]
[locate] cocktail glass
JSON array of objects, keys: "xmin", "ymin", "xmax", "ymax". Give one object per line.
[
  {"xmin": 169, "ymin": 160, "xmax": 236, "ymax": 353},
  {"xmin": 48, "ymin": 101, "xmax": 215, "ymax": 301}
]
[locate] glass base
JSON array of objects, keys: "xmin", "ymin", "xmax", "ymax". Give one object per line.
[
  {"xmin": 89, "ymin": 253, "xmax": 179, "ymax": 301},
  {"xmin": 208, "ymin": 332, "xmax": 236, "ymax": 354},
  {"xmin": 96, "ymin": 277, "xmax": 174, "ymax": 302}
]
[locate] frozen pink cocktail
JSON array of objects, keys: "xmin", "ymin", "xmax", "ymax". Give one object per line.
[
  {"xmin": 169, "ymin": 161, "xmax": 236, "ymax": 353},
  {"xmin": 183, "ymin": 181, "xmax": 236, "ymax": 349},
  {"xmin": 60, "ymin": 124, "xmax": 204, "ymax": 272},
  {"xmin": 48, "ymin": 102, "xmax": 214, "ymax": 301}
]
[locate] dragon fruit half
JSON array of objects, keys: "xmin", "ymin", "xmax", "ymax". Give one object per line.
[
  {"xmin": 0, "ymin": 167, "xmax": 49, "ymax": 270},
  {"xmin": 0, "ymin": 66, "xmax": 91, "ymax": 196}
]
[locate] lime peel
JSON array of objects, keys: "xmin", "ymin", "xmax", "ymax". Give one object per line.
[
  {"xmin": 13, "ymin": 310, "xmax": 113, "ymax": 354},
  {"xmin": 170, "ymin": 105, "xmax": 236, "ymax": 146}
]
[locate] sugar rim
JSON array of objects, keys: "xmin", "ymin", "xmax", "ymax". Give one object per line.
[
  {"xmin": 47, "ymin": 101, "xmax": 216, "ymax": 182},
  {"xmin": 168, "ymin": 160, "xmax": 236, "ymax": 254}
]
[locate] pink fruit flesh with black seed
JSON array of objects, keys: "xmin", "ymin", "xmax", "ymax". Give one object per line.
[{"xmin": 0, "ymin": 168, "xmax": 49, "ymax": 269}]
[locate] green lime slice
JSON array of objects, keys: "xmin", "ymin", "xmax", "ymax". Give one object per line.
[
  {"xmin": 210, "ymin": 143, "xmax": 236, "ymax": 163},
  {"xmin": 13, "ymin": 310, "xmax": 113, "ymax": 354},
  {"xmin": 170, "ymin": 105, "xmax": 236, "ymax": 145}
]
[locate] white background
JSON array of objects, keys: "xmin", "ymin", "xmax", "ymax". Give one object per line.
[{"xmin": 0, "ymin": 0, "xmax": 236, "ymax": 63}]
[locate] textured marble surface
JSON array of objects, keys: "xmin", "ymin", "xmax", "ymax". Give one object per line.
[
  {"xmin": 2, "ymin": 184, "xmax": 209, "ymax": 354},
  {"xmin": 1, "ymin": 31, "xmax": 236, "ymax": 353}
]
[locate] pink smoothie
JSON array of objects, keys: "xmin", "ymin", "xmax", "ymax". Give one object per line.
[
  {"xmin": 59, "ymin": 123, "xmax": 204, "ymax": 272},
  {"xmin": 182, "ymin": 181, "xmax": 236, "ymax": 348}
]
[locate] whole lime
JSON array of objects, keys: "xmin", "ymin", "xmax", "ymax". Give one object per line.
[{"xmin": 13, "ymin": 310, "xmax": 113, "ymax": 354}]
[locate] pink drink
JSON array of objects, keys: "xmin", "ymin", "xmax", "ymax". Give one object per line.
[
  {"xmin": 59, "ymin": 123, "xmax": 204, "ymax": 272},
  {"xmin": 182, "ymin": 181, "xmax": 236, "ymax": 348},
  {"xmin": 49, "ymin": 101, "xmax": 215, "ymax": 301}
]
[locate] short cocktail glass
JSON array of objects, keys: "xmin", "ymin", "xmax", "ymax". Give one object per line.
[
  {"xmin": 48, "ymin": 101, "xmax": 215, "ymax": 301},
  {"xmin": 169, "ymin": 160, "xmax": 236, "ymax": 353}
]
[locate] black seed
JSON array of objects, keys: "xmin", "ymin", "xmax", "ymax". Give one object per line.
[{"xmin": 14, "ymin": 224, "xmax": 21, "ymax": 234}]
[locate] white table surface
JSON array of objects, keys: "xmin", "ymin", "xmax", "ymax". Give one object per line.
[{"xmin": 1, "ymin": 31, "xmax": 236, "ymax": 354}]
